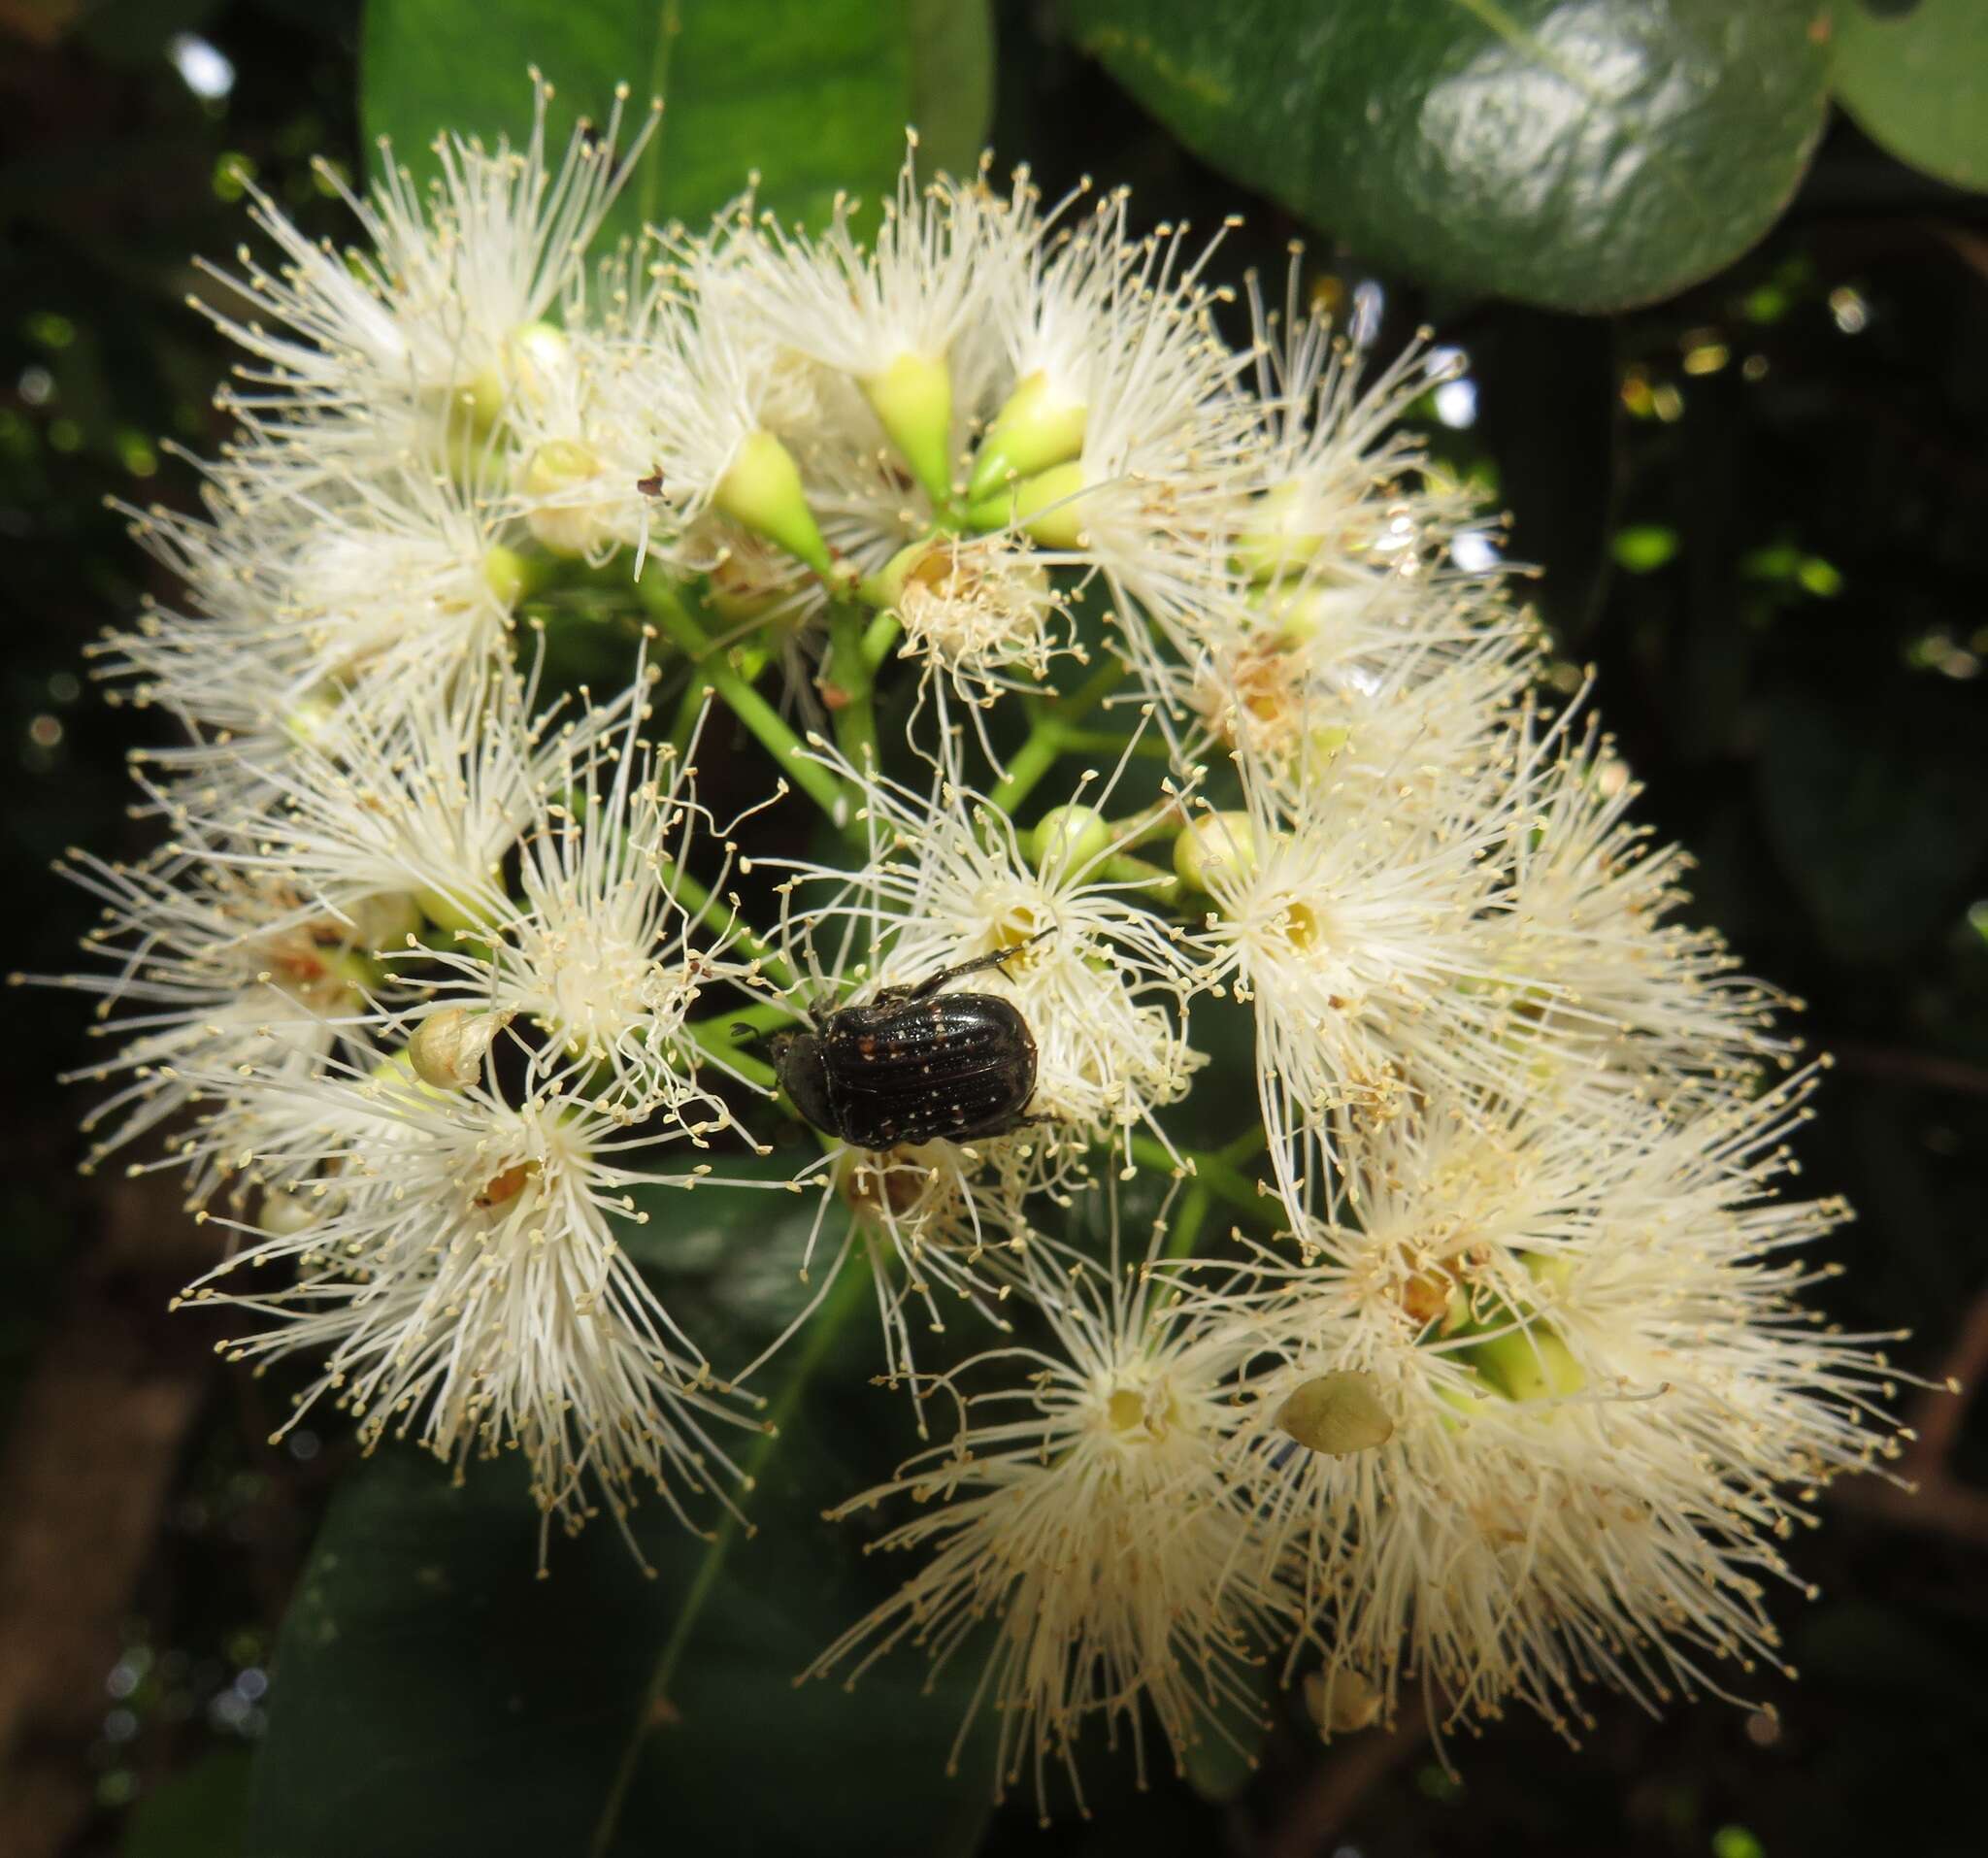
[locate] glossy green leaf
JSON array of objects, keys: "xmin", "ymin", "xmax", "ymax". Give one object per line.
[
  {"xmin": 242, "ymin": 1255, "xmax": 995, "ymax": 1858},
  {"xmin": 1065, "ymin": 0, "xmax": 1831, "ymax": 312},
  {"xmin": 361, "ymin": 0, "xmax": 995, "ymax": 250},
  {"xmin": 1830, "ymin": 0, "xmax": 1988, "ymax": 193}
]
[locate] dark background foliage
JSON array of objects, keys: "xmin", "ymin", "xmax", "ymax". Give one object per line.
[{"xmin": 1, "ymin": 3, "xmax": 1984, "ymax": 1855}]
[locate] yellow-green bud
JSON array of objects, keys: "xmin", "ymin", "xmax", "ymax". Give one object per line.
[
  {"xmin": 863, "ymin": 349, "xmax": 954, "ymax": 505},
  {"xmin": 966, "ymin": 460, "xmax": 1086, "ymax": 547},
  {"xmin": 714, "ymin": 429, "xmax": 835, "ymax": 579},
  {"xmin": 1521, "ymin": 1248, "xmax": 1578, "ymax": 1296},
  {"xmin": 281, "ymin": 686, "xmax": 343, "ymax": 749},
  {"xmin": 1029, "ymin": 803, "xmax": 1110, "ymax": 871},
  {"xmin": 1303, "ymin": 1668, "xmax": 1384, "ymax": 1737},
  {"xmin": 455, "ymin": 366, "xmax": 510, "ymax": 438},
  {"xmin": 409, "ymin": 1007, "xmax": 510, "ymax": 1090},
  {"xmin": 706, "ymin": 533, "xmax": 802, "ymax": 622},
  {"xmin": 349, "ymin": 891, "xmax": 423, "ymax": 953},
  {"xmin": 1174, "ymin": 811, "xmax": 1257, "ymax": 893},
  {"xmin": 967, "ymin": 370, "xmax": 1089, "ymax": 500},
  {"xmin": 507, "ymin": 320, "xmax": 573, "ymax": 408},
  {"xmin": 1436, "ymin": 1365, "xmax": 1498, "ymax": 1428},
  {"xmin": 1275, "ymin": 1371, "xmax": 1395, "ymax": 1456},
  {"xmin": 518, "ymin": 439, "xmax": 610, "ymax": 558},
  {"xmin": 259, "ymin": 1188, "xmax": 321, "ymax": 1238},
  {"xmin": 415, "ymin": 885, "xmax": 486, "ymax": 937},
  {"xmin": 1466, "ymin": 1325, "xmax": 1587, "ymax": 1404},
  {"xmin": 1257, "ymin": 576, "xmax": 1374, "ymax": 647},
  {"xmin": 863, "ymin": 538, "xmax": 939, "ymax": 612},
  {"xmin": 482, "ymin": 544, "xmax": 536, "ymax": 609},
  {"xmin": 1236, "ymin": 480, "xmax": 1378, "ymax": 583}
]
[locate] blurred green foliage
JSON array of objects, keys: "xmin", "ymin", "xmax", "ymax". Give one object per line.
[{"xmin": 2, "ymin": 3, "xmax": 1985, "ymax": 1856}]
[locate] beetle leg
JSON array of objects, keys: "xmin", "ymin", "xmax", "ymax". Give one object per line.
[{"xmin": 903, "ymin": 928, "xmax": 1056, "ymax": 1001}]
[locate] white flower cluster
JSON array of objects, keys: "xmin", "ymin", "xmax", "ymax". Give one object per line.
[{"xmin": 30, "ymin": 76, "xmax": 1910, "ymax": 1811}]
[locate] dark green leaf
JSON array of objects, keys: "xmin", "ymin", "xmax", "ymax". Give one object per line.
[
  {"xmin": 1064, "ymin": 0, "xmax": 1831, "ymax": 312},
  {"xmin": 1830, "ymin": 0, "xmax": 1988, "ymax": 193},
  {"xmin": 911, "ymin": 0, "xmax": 997, "ymax": 179},
  {"xmin": 242, "ymin": 1258, "xmax": 994, "ymax": 1858},
  {"xmin": 122, "ymin": 1750, "xmax": 251, "ymax": 1858},
  {"xmin": 361, "ymin": 0, "xmax": 996, "ymax": 250},
  {"xmin": 1757, "ymin": 686, "xmax": 1988, "ymax": 962}
]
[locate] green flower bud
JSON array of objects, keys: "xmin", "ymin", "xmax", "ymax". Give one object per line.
[
  {"xmin": 714, "ymin": 429, "xmax": 835, "ymax": 579},
  {"xmin": 506, "ymin": 320, "xmax": 573, "ymax": 408},
  {"xmin": 481, "ymin": 543, "xmax": 537, "ymax": 609},
  {"xmin": 518, "ymin": 439, "xmax": 610, "ymax": 558},
  {"xmin": 1029, "ymin": 804, "xmax": 1110, "ymax": 871},
  {"xmin": 967, "ymin": 369, "xmax": 1088, "ymax": 501},
  {"xmin": 1174, "ymin": 811, "xmax": 1257, "ymax": 893},
  {"xmin": 1256, "ymin": 575, "xmax": 1375, "ymax": 646},
  {"xmin": 1275, "ymin": 1371, "xmax": 1395, "ymax": 1456},
  {"xmin": 415, "ymin": 885, "xmax": 486, "ymax": 937},
  {"xmin": 1235, "ymin": 480, "xmax": 1379, "ymax": 583},
  {"xmin": 863, "ymin": 349, "xmax": 954, "ymax": 505},
  {"xmin": 1466, "ymin": 1324, "xmax": 1587, "ymax": 1404},
  {"xmin": 966, "ymin": 460, "xmax": 1086, "ymax": 547}
]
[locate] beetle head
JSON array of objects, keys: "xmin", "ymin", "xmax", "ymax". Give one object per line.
[{"xmin": 770, "ymin": 1025, "xmax": 837, "ymax": 1137}]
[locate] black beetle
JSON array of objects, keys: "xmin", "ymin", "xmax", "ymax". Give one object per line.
[{"xmin": 771, "ymin": 938, "xmax": 1046, "ymax": 1151}]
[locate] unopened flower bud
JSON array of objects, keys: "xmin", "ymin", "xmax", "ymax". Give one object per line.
[
  {"xmin": 863, "ymin": 349, "xmax": 954, "ymax": 504},
  {"xmin": 1303, "ymin": 1667, "xmax": 1384, "ymax": 1737},
  {"xmin": 507, "ymin": 319, "xmax": 574, "ymax": 408},
  {"xmin": 259, "ymin": 1188, "xmax": 321, "ymax": 1238},
  {"xmin": 482, "ymin": 543, "xmax": 537, "ymax": 609},
  {"xmin": 967, "ymin": 460, "xmax": 1086, "ymax": 548},
  {"xmin": 1236, "ymin": 481, "xmax": 1377, "ymax": 583},
  {"xmin": 409, "ymin": 1007, "xmax": 510, "ymax": 1090},
  {"xmin": 349, "ymin": 891, "xmax": 423, "ymax": 954},
  {"xmin": 1174, "ymin": 812, "xmax": 1258, "ymax": 893},
  {"xmin": 714, "ymin": 429, "xmax": 835, "ymax": 579},
  {"xmin": 518, "ymin": 439, "xmax": 612, "ymax": 557},
  {"xmin": 1466, "ymin": 1324, "xmax": 1587, "ymax": 1403},
  {"xmin": 1275, "ymin": 1371, "xmax": 1395, "ymax": 1455},
  {"xmin": 1029, "ymin": 804, "xmax": 1110, "ymax": 872},
  {"xmin": 1257, "ymin": 576, "xmax": 1377, "ymax": 646},
  {"xmin": 281, "ymin": 686, "xmax": 343, "ymax": 749},
  {"xmin": 967, "ymin": 370, "xmax": 1088, "ymax": 500},
  {"xmin": 707, "ymin": 530, "xmax": 805, "ymax": 621}
]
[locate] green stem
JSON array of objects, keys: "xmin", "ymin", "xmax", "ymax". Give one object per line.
[
  {"xmin": 638, "ymin": 579, "xmax": 846, "ymax": 822},
  {"xmin": 662, "ymin": 858, "xmax": 798, "ymax": 992},
  {"xmin": 1165, "ymin": 1181, "xmax": 1213, "ymax": 1260},
  {"xmin": 1128, "ymin": 1135, "xmax": 1272, "ymax": 1226},
  {"xmin": 860, "ymin": 610, "xmax": 902, "ymax": 673},
  {"xmin": 988, "ymin": 657, "xmax": 1129, "ymax": 816},
  {"xmin": 589, "ymin": 1254, "xmax": 874, "ymax": 1858},
  {"xmin": 826, "ymin": 601, "xmax": 878, "ymax": 778},
  {"xmin": 1100, "ymin": 852, "xmax": 1180, "ymax": 907},
  {"xmin": 680, "ymin": 1019, "xmax": 778, "ymax": 1093}
]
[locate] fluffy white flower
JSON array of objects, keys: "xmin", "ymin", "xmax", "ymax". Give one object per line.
[
  {"xmin": 181, "ymin": 1067, "xmax": 767, "ymax": 1562},
  {"xmin": 23, "ymin": 848, "xmax": 401, "ymax": 1201},
  {"xmin": 969, "ymin": 192, "xmax": 1258, "ymax": 691},
  {"xmin": 104, "ymin": 464, "xmax": 520, "ymax": 819},
  {"xmin": 409, "ymin": 692, "xmax": 773, "ymax": 1126},
  {"xmin": 808, "ymin": 1205, "xmax": 1286, "ymax": 1815},
  {"xmin": 1177, "ymin": 1076, "xmax": 1902, "ymax": 1739},
  {"xmin": 779, "ymin": 735, "xmax": 1204, "ymax": 1161},
  {"xmin": 1181, "ymin": 727, "xmax": 1562, "ymax": 1201},
  {"xmin": 198, "ymin": 75, "xmax": 655, "ymax": 488},
  {"xmin": 1487, "ymin": 713, "xmax": 1791, "ymax": 1106},
  {"xmin": 183, "ymin": 658, "xmax": 626, "ymax": 936}
]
